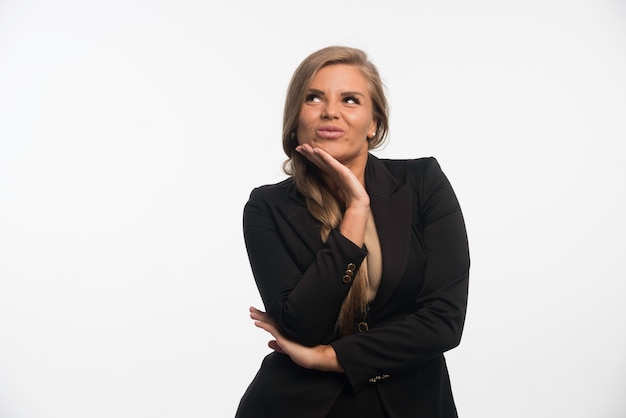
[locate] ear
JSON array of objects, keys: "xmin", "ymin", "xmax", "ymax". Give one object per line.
[{"xmin": 368, "ymin": 118, "xmax": 378, "ymax": 138}]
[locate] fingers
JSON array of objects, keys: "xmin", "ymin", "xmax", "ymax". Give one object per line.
[
  {"xmin": 295, "ymin": 144, "xmax": 340, "ymax": 173},
  {"xmin": 249, "ymin": 306, "xmax": 266, "ymax": 320},
  {"xmin": 268, "ymin": 340, "xmax": 284, "ymax": 353},
  {"xmin": 250, "ymin": 306, "xmax": 279, "ymax": 336},
  {"xmin": 253, "ymin": 319, "xmax": 275, "ymax": 333},
  {"xmin": 255, "ymin": 320, "xmax": 286, "ymax": 354},
  {"xmin": 294, "ymin": 145, "xmax": 368, "ymax": 206},
  {"xmin": 295, "ymin": 145, "xmax": 355, "ymax": 186},
  {"xmin": 295, "ymin": 145, "xmax": 328, "ymax": 172},
  {"xmin": 249, "ymin": 306, "xmax": 263, "ymax": 315},
  {"xmin": 249, "ymin": 306, "xmax": 286, "ymax": 354},
  {"xmin": 250, "ymin": 306, "xmax": 276, "ymax": 327}
]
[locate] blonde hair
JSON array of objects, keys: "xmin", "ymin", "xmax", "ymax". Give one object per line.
[{"xmin": 281, "ymin": 46, "xmax": 390, "ymax": 336}]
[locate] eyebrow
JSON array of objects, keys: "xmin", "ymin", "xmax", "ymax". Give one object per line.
[{"xmin": 307, "ymin": 88, "xmax": 366, "ymax": 98}]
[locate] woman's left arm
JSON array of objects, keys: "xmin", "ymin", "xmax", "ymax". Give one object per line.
[
  {"xmin": 330, "ymin": 158, "xmax": 470, "ymax": 392},
  {"xmin": 249, "ymin": 306, "xmax": 344, "ymax": 373}
]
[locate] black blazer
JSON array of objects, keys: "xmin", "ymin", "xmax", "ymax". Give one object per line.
[{"xmin": 236, "ymin": 154, "xmax": 470, "ymax": 418}]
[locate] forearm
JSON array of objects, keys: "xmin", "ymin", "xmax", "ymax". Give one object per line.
[
  {"xmin": 244, "ymin": 192, "xmax": 368, "ymax": 345},
  {"xmin": 251, "ymin": 306, "xmax": 344, "ymax": 373},
  {"xmin": 331, "ymin": 268, "xmax": 469, "ymax": 393},
  {"xmin": 338, "ymin": 204, "xmax": 369, "ymax": 247},
  {"xmin": 290, "ymin": 343, "xmax": 344, "ymax": 373},
  {"xmin": 311, "ymin": 345, "xmax": 344, "ymax": 373},
  {"xmin": 269, "ymin": 229, "xmax": 367, "ymax": 344}
]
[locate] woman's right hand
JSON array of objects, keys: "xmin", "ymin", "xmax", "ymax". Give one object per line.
[
  {"xmin": 295, "ymin": 144, "xmax": 370, "ymax": 247},
  {"xmin": 295, "ymin": 144, "xmax": 369, "ymax": 210}
]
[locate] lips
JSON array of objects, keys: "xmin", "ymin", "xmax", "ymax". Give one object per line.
[{"xmin": 316, "ymin": 126, "xmax": 345, "ymax": 139}]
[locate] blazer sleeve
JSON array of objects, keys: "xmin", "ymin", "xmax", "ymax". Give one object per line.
[
  {"xmin": 243, "ymin": 184, "xmax": 368, "ymax": 346},
  {"xmin": 330, "ymin": 158, "xmax": 470, "ymax": 393}
]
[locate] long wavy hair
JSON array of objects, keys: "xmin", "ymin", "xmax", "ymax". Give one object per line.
[{"xmin": 281, "ymin": 46, "xmax": 390, "ymax": 336}]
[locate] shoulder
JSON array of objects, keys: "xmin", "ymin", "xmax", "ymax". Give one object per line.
[
  {"xmin": 379, "ymin": 156, "xmax": 439, "ymax": 171},
  {"xmin": 379, "ymin": 157, "xmax": 463, "ymax": 215},
  {"xmin": 377, "ymin": 156, "xmax": 446, "ymax": 185},
  {"xmin": 246, "ymin": 177, "xmax": 298, "ymax": 206}
]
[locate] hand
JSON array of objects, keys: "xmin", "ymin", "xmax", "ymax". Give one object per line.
[
  {"xmin": 295, "ymin": 144, "xmax": 369, "ymax": 210},
  {"xmin": 249, "ymin": 306, "xmax": 342, "ymax": 372},
  {"xmin": 295, "ymin": 144, "xmax": 370, "ymax": 246}
]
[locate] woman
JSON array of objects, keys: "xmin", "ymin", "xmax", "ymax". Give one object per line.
[{"xmin": 235, "ymin": 46, "xmax": 470, "ymax": 418}]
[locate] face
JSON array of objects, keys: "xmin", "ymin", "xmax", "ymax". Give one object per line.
[{"xmin": 296, "ymin": 64, "xmax": 377, "ymax": 168}]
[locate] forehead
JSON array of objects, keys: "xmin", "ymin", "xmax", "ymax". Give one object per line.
[{"xmin": 309, "ymin": 64, "xmax": 370, "ymax": 91}]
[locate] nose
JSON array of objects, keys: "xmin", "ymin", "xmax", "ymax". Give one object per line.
[{"xmin": 321, "ymin": 102, "xmax": 339, "ymax": 119}]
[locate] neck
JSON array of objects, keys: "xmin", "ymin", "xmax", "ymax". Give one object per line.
[{"xmin": 341, "ymin": 153, "xmax": 368, "ymax": 186}]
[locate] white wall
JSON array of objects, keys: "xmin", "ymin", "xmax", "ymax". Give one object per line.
[{"xmin": 1, "ymin": 1, "xmax": 624, "ymax": 417}]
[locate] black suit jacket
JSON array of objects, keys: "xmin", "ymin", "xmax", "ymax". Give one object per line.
[{"xmin": 236, "ymin": 155, "xmax": 470, "ymax": 418}]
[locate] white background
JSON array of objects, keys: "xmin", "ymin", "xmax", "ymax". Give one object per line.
[{"xmin": 1, "ymin": 1, "xmax": 625, "ymax": 417}]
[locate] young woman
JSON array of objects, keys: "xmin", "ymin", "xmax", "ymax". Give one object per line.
[{"xmin": 236, "ymin": 46, "xmax": 470, "ymax": 418}]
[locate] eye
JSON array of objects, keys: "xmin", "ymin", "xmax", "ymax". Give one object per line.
[
  {"xmin": 343, "ymin": 96, "xmax": 361, "ymax": 105},
  {"xmin": 305, "ymin": 94, "xmax": 322, "ymax": 103}
]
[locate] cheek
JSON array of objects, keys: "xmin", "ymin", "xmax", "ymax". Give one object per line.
[
  {"xmin": 350, "ymin": 115, "xmax": 374, "ymax": 134},
  {"xmin": 296, "ymin": 111, "xmax": 315, "ymax": 141},
  {"xmin": 298, "ymin": 109, "xmax": 315, "ymax": 126},
  {"xmin": 295, "ymin": 123, "xmax": 309, "ymax": 145}
]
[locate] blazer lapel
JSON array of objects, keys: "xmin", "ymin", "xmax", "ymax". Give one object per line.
[
  {"xmin": 365, "ymin": 154, "xmax": 412, "ymax": 311},
  {"xmin": 271, "ymin": 155, "xmax": 412, "ymax": 310}
]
